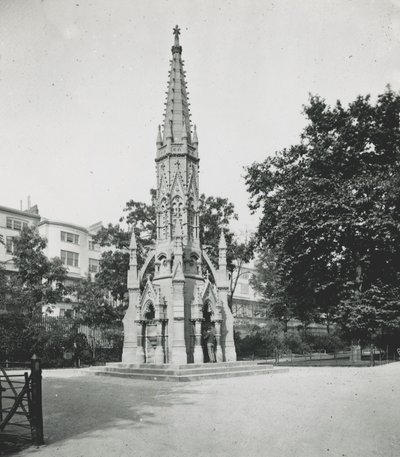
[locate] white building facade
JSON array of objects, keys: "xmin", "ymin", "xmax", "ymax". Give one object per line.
[
  {"xmin": 0, "ymin": 203, "xmax": 103, "ymax": 316},
  {"xmin": 0, "ymin": 204, "xmax": 41, "ymax": 273},
  {"xmin": 37, "ymin": 219, "xmax": 102, "ymax": 281}
]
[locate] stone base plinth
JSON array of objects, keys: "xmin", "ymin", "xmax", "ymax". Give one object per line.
[{"xmin": 87, "ymin": 361, "xmax": 288, "ymax": 382}]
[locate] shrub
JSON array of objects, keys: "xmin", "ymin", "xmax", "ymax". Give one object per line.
[
  {"xmin": 235, "ymin": 321, "xmax": 287, "ymax": 359},
  {"xmin": 283, "ymin": 332, "xmax": 311, "ymax": 354},
  {"xmin": 0, "ymin": 313, "xmax": 35, "ymax": 361},
  {"xmin": 305, "ymin": 333, "xmax": 346, "ymax": 353}
]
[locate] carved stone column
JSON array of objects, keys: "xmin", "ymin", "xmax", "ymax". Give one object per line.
[
  {"xmin": 171, "ymin": 275, "xmax": 187, "ymax": 365},
  {"xmin": 214, "ymin": 320, "xmax": 223, "ymax": 362},
  {"xmin": 155, "ymin": 320, "xmax": 165, "ymax": 364},
  {"xmin": 122, "ymin": 290, "xmax": 139, "ymax": 363},
  {"xmin": 192, "ymin": 319, "xmax": 204, "ymax": 363},
  {"xmin": 136, "ymin": 321, "xmax": 146, "ymax": 364}
]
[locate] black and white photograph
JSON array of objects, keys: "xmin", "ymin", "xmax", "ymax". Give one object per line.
[{"xmin": 0, "ymin": 1, "xmax": 400, "ymax": 456}]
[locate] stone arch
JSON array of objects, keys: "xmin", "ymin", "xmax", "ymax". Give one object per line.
[
  {"xmin": 139, "ymin": 250, "xmax": 155, "ymax": 284},
  {"xmin": 202, "ymin": 250, "xmax": 218, "ymax": 285},
  {"xmin": 201, "ymin": 300, "xmax": 215, "ymax": 362},
  {"xmin": 156, "ymin": 252, "xmax": 169, "ymax": 276},
  {"xmin": 144, "ymin": 301, "xmax": 155, "ymax": 320},
  {"xmin": 203, "ymin": 300, "xmax": 214, "ymax": 322},
  {"xmin": 157, "ymin": 252, "xmax": 167, "ymax": 261}
]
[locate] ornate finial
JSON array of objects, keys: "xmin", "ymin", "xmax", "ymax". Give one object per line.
[
  {"xmin": 173, "ymin": 25, "xmax": 180, "ymax": 43},
  {"xmin": 172, "ymin": 25, "xmax": 182, "ymax": 54}
]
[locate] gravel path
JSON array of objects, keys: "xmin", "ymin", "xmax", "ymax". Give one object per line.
[{"xmin": 14, "ymin": 363, "xmax": 400, "ymax": 457}]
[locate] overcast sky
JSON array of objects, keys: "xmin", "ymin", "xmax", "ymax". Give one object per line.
[{"xmin": 1, "ymin": 0, "xmax": 399, "ymax": 234}]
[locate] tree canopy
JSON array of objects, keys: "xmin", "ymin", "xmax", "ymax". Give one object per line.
[
  {"xmin": 73, "ymin": 276, "xmax": 125, "ymax": 328},
  {"xmin": 8, "ymin": 226, "xmax": 67, "ymax": 314},
  {"xmin": 246, "ymin": 88, "xmax": 400, "ymax": 342}
]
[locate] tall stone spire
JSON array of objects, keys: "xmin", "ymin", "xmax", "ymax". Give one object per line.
[
  {"xmin": 122, "ymin": 26, "xmax": 237, "ymax": 366},
  {"xmin": 162, "ymin": 25, "xmax": 192, "ymax": 144}
]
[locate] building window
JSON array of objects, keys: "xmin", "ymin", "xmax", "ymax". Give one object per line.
[
  {"xmin": 6, "ymin": 236, "xmax": 15, "ymax": 254},
  {"xmin": 89, "ymin": 258, "xmax": 99, "ymax": 273},
  {"xmin": 61, "ymin": 231, "xmax": 79, "ymax": 245},
  {"xmin": 61, "ymin": 250, "xmax": 79, "ymax": 267},
  {"xmin": 6, "ymin": 218, "xmax": 28, "ymax": 231},
  {"xmin": 88, "ymin": 240, "xmax": 100, "ymax": 251}
]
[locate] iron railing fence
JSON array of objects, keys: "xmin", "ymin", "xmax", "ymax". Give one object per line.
[
  {"xmin": 269, "ymin": 348, "xmax": 395, "ymax": 366},
  {"xmin": 30, "ymin": 315, "xmax": 122, "ymax": 349}
]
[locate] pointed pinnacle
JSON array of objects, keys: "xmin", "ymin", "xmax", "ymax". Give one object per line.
[
  {"xmin": 192, "ymin": 124, "xmax": 198, "ymax": 145},
  {"xmin": 130, "ymin": 231, "xmax": 137, "ymax": 249},
  {"xmin": 156, "ymin": 125, "xmax": 163, "ymax": 145},
  {"xmin": 219, "ymin": 230, "xmax": 227, "ymax": 249},
  {"xmin": 166, "ymin": 120, "xmax": 173, "ymax": 140}
]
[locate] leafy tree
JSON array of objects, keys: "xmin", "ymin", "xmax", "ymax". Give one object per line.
[
  {"xmin": 93, "ymin": 190, "xmax": 156, "ymax": 301},
  {"xmin": 199, "ymin": 194, "xmax": 237, "ymax": 268},
  {"xmin": 95, "ymin": 189, "xmax": 157, "ymax": 267},
  {"xmin": 227, "ymin": 236, "xmax": 255, "ymax": 309},
  {"xmin": 337, "ymin": 284, "xmax": 400, "ymax": 345},
  {"xmin": 8, "ymin": 226, "xmax": 67, "ymax": 315},
  {"xmin": 0, "ymin": 263, "xmax": 7, "ymax": 308},
  {"xmin": 250, "ymin": 249, "xmax": 295, "ymax": 331},
  {"xmin": 94, "ymin": 251, "xmax": 130, "ymax": 302},
  {"xmin": 245, "ymin": 87, "xmax": 400, "ymax": 341},
  {"xmin": 72, "ymin": 276, "xmax": 125, "ymax": 359},
  {"xmin": 73, "ymin": 276, "xmax": 125, "ymax": 328},
  {"xmin": 199, "ymin": 194, "xmax": 254, "ymax": 306}
]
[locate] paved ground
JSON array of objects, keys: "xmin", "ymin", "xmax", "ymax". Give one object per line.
[{"xmin": 14, "ymin": 363, "xmax": 400, "ymax": 457}]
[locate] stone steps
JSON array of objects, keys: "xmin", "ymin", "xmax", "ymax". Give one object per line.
[
  {"xmin": 94, "ymin": 364, "xmax": 270, "ymax": 376},
  {"xmin": 106, "ymin": 360, "xmax": 259, "ymax": 370},
  {"xmin": 87, "ymin": 361, "xmax": 288, "ymax": 382}
]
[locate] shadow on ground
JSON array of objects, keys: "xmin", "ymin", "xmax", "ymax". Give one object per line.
[
  {"xmin": 41, "ymin": 375, "xmax": 200, "ymax": 447},
  {"xmin": 0, "ymin": 434, "xmax": 31, "ymax": 456}
]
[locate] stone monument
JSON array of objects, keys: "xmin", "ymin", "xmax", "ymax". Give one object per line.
[{"xmin": 121, "ymin": 26, "xmax": 236, "ymax": 365}]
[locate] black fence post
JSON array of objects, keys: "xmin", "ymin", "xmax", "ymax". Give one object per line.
[
  {"xmin": 0, "ymin": 375, "xmax": 3, "ymax": 422},
  {"xmin": 30, "ymin": 354, "xmax": 44, "ymax": 446}
]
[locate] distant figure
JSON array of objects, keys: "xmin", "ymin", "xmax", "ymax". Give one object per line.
[
  {"xmin": 73, "ymin": 342, "xmax": 80, "ymax": 368},
  {"xmin": 205, "ymin": 326, "xmax": 216, "ymax": 363}
]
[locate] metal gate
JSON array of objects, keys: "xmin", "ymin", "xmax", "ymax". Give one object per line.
[{"xmin": 0, "ymin": 355, "xmax": 43, "ymax": 451}]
